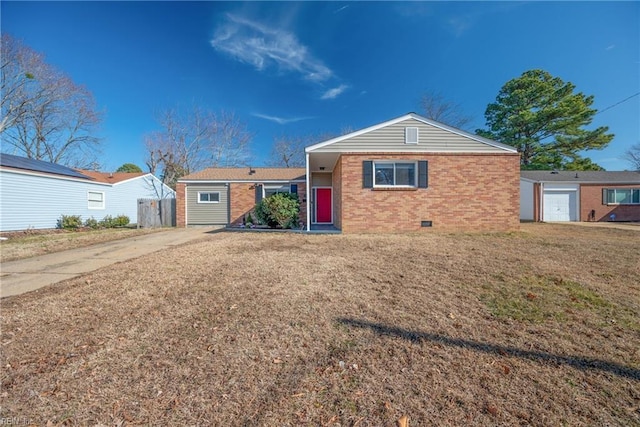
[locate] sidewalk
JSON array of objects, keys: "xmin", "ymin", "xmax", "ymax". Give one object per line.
[{"xmin": 0, "ymin": 227, "xmax": 218, "ymax": 298}]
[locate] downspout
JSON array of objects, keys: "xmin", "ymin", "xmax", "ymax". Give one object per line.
[
  {"xmin": 305, "ymin": 152, "xmax": 311, "ymax": 231},
  {"xmin": 538, "ymin": 182, "xmax": 544, "ymax": 222}
]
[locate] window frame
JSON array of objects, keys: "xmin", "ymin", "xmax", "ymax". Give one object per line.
[
  {"xmin": 604, "ymin": 188, "xmax": 640, "ymax": 205},
  {"xmin": 263, "ymin": 184, "xmax": 292, "ymax": 198},
  {"xmin": 373, "ymin": 161, "xmax": 418, "ymax": 188},
  {"xmin": 197, "ymin": 191, "xmax": 220, "ymax": 204},
  {"xmin": 87, "ymin": 191, "xmax": 105, "ymax": 210}
]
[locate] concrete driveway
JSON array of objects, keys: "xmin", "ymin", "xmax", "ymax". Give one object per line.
[{"xmin": 0, "ymin": 227, "xmax": 218, "ymax": 298}]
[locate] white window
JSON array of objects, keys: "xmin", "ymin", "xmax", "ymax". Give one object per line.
[
  {"xmin": 405, "ymin": 127, "xmax": 419, "ymax": 144},
  {"xmin": 605, "ymin": 188, "xmax": 640, "ymax": 205},
  {"xmin": 374, "ymin": 162, "xmax": 417, "ymax": 187},
  {"xmin": 87, "ymin": 191, "xmax": 105, "ymax": 209},
  {"xmin": 198, "ymin": 192, "xmax": 220, "ymax": 203}
]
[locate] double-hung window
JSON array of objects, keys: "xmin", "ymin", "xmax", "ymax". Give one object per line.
[
  {"xmin": 87, "ymin": 191, "xmax": 105, "ymax": 209},
  {"xmin": 198, "ymin": 192, "xmax": 220, "ymax": 203},
  {"xmin": 604, "ymin": 188, "xmax": 640, "ymax": 205},
  {"xmin": 374, "ymin": 162, "xmax": 417, "ymax": 187}
]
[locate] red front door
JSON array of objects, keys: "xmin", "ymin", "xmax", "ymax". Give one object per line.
[{"xmin": 316, "ymin": 188, "xmax": 332, "ymax": 223}]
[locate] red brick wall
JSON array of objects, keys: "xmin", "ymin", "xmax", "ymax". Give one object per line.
[
  {"xmin": 336, "ymin": 153, "xmax": 520, "ymax": 232},
  {"xmin": 176, "ymin": 182, "xmax": 186, "ymax": 227},
  {"xmin": 580, "ymin": 184, "xmax": 640, "ymax": 222},
  {"xmin": 229, "ymin": 182, "xmax": 307, "ymax": 226}
]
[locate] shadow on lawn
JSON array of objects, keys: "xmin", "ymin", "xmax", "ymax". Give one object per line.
[{"xmin": 336, "ymin": 318, "xmax": 640, "ymax": 381}]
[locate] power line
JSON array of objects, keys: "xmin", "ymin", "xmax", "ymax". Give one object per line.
[{"xmin": 596, "ymin": 92, "xmax": 640, "ymax": 115}]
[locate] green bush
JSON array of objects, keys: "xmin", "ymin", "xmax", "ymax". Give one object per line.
[
  {"xmin": 254, "ymin": 193, "xmax": 299, "ymax": 229},
  {"xmin": 84, "ymin": 216, "xmax": 100, "ymax": 229},
  {"xmin": 57, "ymin": 214, "xmax": 82, "ymax": 230},
  {"xmin": 99, "ymin": 214, "xmax": 130, "ymax": 228}
]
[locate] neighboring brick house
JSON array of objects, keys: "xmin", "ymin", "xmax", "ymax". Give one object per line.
[
  {"xmin": 304, "ymin": 113, "xmax": 520, "ymax": 232},
  {"xmin": 520, "ymin": 170, "xmax": 640, "ymax": 222},
  {"xmin": 176, "ymin": 168, "xmax": 306, "ymax": 227}
]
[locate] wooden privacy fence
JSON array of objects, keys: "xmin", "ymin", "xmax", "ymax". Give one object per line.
[{"xmin": 137, "ymin": 198, "xmax": 176, "ymax": 228}]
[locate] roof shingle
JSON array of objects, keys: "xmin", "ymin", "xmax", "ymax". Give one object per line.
[
  {"xmin": 521, "ymin": 170, "xmax": 640, "ymax": 184},
  {"xmin": 180, "ymin": 167, "xmax": 306, "ymax": 181}
]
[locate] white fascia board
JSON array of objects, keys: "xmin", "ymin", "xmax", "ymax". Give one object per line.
[{"xmin": 0, "ymin": 167, "xmax": 111, "ymax": 186}]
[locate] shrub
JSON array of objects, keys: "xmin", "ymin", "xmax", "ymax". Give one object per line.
[
  {"xmin": 99, "ymin": 215, "xmax": 130, "ymax": 228},
  {"xmin": 57, "ymin": 214, "xmax": 82, "ymax": 230},
  {"xmin": 254, "ymin": 193, "xmax": 299, "ymax": 229},
  {"xmin": 84, "ymin": 216, "xmax": 100, "ymax": 229}
]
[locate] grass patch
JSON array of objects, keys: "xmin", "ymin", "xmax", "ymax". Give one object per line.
[
  {"xmin": 1, "ymin": 223, "xmax": 638, "ymax": 425},
  {"xmin": 483, "ymin": 274, "xmax": 637, "ymax": 329}
]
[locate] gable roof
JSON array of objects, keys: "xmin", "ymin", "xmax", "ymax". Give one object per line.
[
  {"xmin": 305, "ymin": 112, "xmax": 517, "ymax": 153},
  {"xmin": 179, "ymin": 167, "xmax": 306, "ymax": 182},
  {"xmin": 0, "ymin": 153, "xmax": 91, "ymax": 180},
  {"xmin": 521, "ymin": 170, "xmax": 640, "ymax": 184},
  {"xmin": 77, "ymin": 170, "xmax": 147, "ymax": 184}
]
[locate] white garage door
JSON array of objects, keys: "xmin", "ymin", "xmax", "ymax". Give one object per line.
[{"xmin": 543, "ymin": 191, "xmax": 577, "ymax": 222}]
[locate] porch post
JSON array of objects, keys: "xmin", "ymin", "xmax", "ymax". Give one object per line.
[{"xmin": 305, "ymin": 152, "xmax": 311, "ymax": 231}]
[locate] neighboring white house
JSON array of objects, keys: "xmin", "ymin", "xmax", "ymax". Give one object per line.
[{"xmin": 0, "ymin": 154, "xmax": 175, "ymax": 231}]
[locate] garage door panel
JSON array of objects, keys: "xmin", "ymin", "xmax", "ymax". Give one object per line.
[{"xmin": 543, "ymin": 191, "xmax": 577, "ymax": 222}]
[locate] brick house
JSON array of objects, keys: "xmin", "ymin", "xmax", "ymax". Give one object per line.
[
  {"xmin": 176, "ymin": 168, "xmax": 306, "ymax": 227},
  {"xmin": 177, "ymin": 113, "xmax": 521, "ymax": 232},
  {"xmin": 304, "ymin": 113, "xmax": 520, "ymax": 232},
  {"xmin": 520, "ymin": 170, "xmax": 640, "ymax": 222}
]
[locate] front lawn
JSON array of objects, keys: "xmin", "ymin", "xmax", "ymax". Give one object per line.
[{"xmin": 1, "ymin": 224, "xmax": 638, "ymax": 425}]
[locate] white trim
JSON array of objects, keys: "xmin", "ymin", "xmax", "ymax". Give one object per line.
[
  {"xmin": 305, "ymin": 112, "xmax": 517, "ymax": 153},
  {"xmin": 178, "ymin": 179, "xmax": 305, "ymax": 184},
  {"xmin": 306, "ymin": 153, "xmax": 311, "ymax": 231},
  {"xmin": 312, "ymin": 186, "xmax": 333, "ymax": 224},
  {"xmin": 197, "ymin": 191, "xmax": 220, "ymax": 203},
  {"xmin": 405, "ymin": 127, "xmax": 419, "ymax": 144},
  {"xmin": 87, "ymin": 190, "xmax": 105, "ymax": 210},
  {"xmin": 1, "ymin": 167, "xmax": 107, "ymax": 186}
]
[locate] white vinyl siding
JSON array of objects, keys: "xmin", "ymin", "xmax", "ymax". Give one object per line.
[
  {"xmin": 0, "ymin": 170, "xmax": 174, "ymax": 231},
  {"xmin": 311, "ymin": 118, "xmax": 507, "ymax": 153}
]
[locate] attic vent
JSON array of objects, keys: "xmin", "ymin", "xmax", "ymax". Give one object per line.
[{"xmin": 405, "ymin": 127, "xmax": 419, "ymax": 144}]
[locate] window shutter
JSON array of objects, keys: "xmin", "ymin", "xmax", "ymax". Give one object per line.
[
  {"xmin": 418, "ymin": 160, "xmax": 428, "ymax": 188},
  {"xmin": 602, "ymin": 188, "xmax": 608, "ymax": 205},
  {"xmin": 290, "ymin": 184, "xmax": 298, "ymax": 194},
  {"xmin": 405, "ymin": 127, "xmax": 419, "ymax": 144},
  {"xmin": 255, "ymin": 184, "xmax": 263, "ymax": 203},
  {"xmin": 363, "ymin": 161, "xmax": 373, "ymax": 188}
]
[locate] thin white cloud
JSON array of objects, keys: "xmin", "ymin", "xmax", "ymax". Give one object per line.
[
  {"xmin": 606, "ymin": 44, "xmax": 615, "ymax": 51},
  {"xmin": 448, "ymin": 16, "xmax": 472, "ymax": 37},
  {"xmin": 252, "ymin": 113, "xmax": 314, "ymax": 125},
  {"xmin": 321, "ymin": 84, "xmax": 349, "ymax": 100},
  {"xmin": 334, "ymin": 5, "xmax": 349, "ymax": 14},
  {"xmin": 211, "ymin": 14, "xmax": 332, "ymax": 82}
]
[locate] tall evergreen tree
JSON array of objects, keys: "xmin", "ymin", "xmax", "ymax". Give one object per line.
[{"xmin": 477, "ymin": 69, "xmax": 613, "ymax": 170}]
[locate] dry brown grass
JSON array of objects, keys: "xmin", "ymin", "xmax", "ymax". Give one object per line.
[
  {"xmin": 1, "ymin": 223, "xmax": 639, "ymax": 426},
  {"xmin": 0, "ymin": 228, "xmax": 162, "ymax": 262}
]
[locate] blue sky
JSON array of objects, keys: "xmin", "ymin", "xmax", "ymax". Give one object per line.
[{"xmin": 2, "ymin": 1, "xmax": 638, "ymax": 171}]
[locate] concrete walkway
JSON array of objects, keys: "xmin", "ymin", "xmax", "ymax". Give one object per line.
[
  {"xmin": 550, "ymin": 221, "xmax": 640, "ymax": 232},
  {"xmin": 0, "ymin": 227, "xmax": 218, "ymax": 298}
]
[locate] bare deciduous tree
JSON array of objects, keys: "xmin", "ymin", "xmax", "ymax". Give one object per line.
[
  {"xmin": 267, "ymin": 135, "xmax": 306, "ymax": 168},
  {"xmin": 419, "ymin": 90, "xmax": 473, "ymax": 130},
  {"xmin": 266, "ymin": 129, "xmax": 353, "ymax": 168},
  {"xmin": 1, "ymin": 34, "xmax": 102, "ymax": 168},
  {"xmin": 145, "ymin": 106, "xmax": 252, "ymax": 188},
  {"xmin": 623, "ymin": 143, "xmax": 640, "ymax": 171}
]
